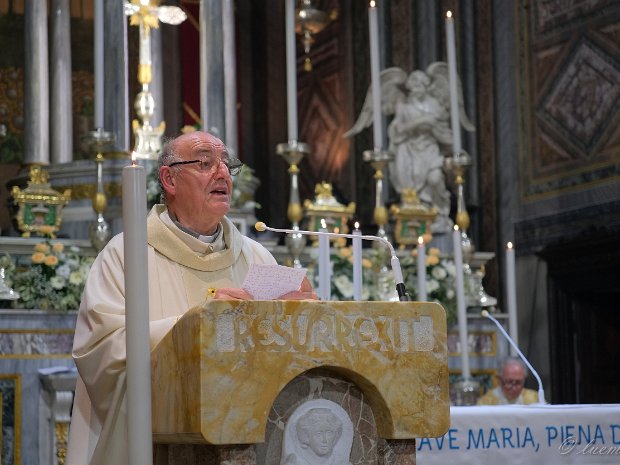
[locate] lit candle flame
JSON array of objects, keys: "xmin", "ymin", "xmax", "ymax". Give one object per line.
[
  {"xmin": 446, "ymin": 10, "xmax": 453, "ymax": 19},
  {"xmin": 354, "ymin": 221, "xmax": 360, "ymax": 230},
  {"xmin": 418, "ymin": 236, "xmax": 424, "ymax": 245},
  {"xmin": 507, "ymin": 241, "xmax": 514, "ymax": 249},
  {"xmin": 453, "ymin": 224, "xmax": 459, "ymax": 231},
  {"xmin": 321, "ymin": 218, "xmax": 327, "ymax": 229},
  {"xmin": 370, "ymin": 1, "xmax": 376, "ymax": 8}
]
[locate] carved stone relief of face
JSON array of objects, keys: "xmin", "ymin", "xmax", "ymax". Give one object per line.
[
  {"xmin": 280, "ymin": 399, "xmax": 354, "ymax": 465},
  {"xmin": 296, "ymin": 409, "xmax": 343, "ymax": 458}
]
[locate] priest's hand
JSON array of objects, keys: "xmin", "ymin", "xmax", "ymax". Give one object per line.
[
  {"xmin": 277, "ymin": 277, "xmax": 318, "ymax": 300},
  {"xmin": 213, "ymin": 288, "xmax": 254, "ymax": 300}
]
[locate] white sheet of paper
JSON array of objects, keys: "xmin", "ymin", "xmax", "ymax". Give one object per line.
[{"xmin": 242, "ymin": 264, "xmax": 307, "ymax": 300}]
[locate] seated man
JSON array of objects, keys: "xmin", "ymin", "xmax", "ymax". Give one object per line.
[
  {"xmin": 66, "ymin": 131, "xmax": 316, "ymax": 465},
  {"xmin": 477, "ymin": 357, "xmax": 538, "ymax": 405}
]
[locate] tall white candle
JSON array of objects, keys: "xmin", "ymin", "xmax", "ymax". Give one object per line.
[
  {"xmin": 445, "ymin": 11, "xmax": 461, "ymax": 156},
  {"xmin": 368, "ymin": 1, "xmax": 383, "ymax": 150},
  {"xmin": 506, "ymin": 242, "xmax": 519, "ymax": 356},
  {"xmin": 452, "ymin": 226, "xmax": 470, "ymax": 379},
  {"xmin": 285, "ymin": 0, "xmax": 298, "ymax": 142},
  {"xmin": 352, "ymin": 223, "xmax": 363, "ymax": 301},
  {"xmin": 122, "ymin": 162, "xmax": 152, "ymax": 465},
  {"xmin": 94, "ymin": 0, "xmax": 104, "ymax": 128},
  {"xmin": 417, "ymin": 236, "xmax": 427, "ymax": 301},
  {"xmin": 318, "ymin": 219, "xmax": 331, "ymax": 300},
  {"xmin": 139, "ymin": 21, "xmax": 151, "ymax": 65}
]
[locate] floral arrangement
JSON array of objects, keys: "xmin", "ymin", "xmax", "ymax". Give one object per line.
[
  {"xmin": 4, "ymin": 241, "xmax": 94, "ymax": 312},
  {"xmin": 401, "ymin": 246, "xmax": 457, "ymax": 325},
  {"xmin": 306, "ymin": 241, "xmax": 457, "ymax": 322},
  {"xmin": 308, "ymin": 242, "xmax": 408, "ymax": 302}
]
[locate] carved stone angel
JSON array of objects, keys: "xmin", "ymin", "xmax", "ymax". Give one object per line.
[{"xmin": 345, "ymin": 63, "xmax": 474, "ymax": 233}]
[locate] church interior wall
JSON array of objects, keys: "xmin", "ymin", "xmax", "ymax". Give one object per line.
[{"xmin": 0, "ymin": 0, "xmax": 618, "ymax": 418}]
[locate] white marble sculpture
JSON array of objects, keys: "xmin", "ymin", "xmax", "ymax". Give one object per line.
[
  {"xmin": 280, "ymin": 399, "xmax": 354, "ymax": 465},
  {"xmin": 345, "ymin": 63, "xmax": 475, "ymax": 233}
]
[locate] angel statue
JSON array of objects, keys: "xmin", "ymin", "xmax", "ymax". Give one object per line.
[{"xmin": 345, "ymin": 63, "xmax": 474, "ymax": 233}]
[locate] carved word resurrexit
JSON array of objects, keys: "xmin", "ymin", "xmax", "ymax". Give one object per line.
[{"xmin": 215, "ymin": 312, "xmax": 434, "ymax": 353}]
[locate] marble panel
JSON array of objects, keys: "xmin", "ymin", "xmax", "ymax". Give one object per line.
[
  {"xmin": 151, "ymin": 300, "xmax": 449, "ymax": 445},
  {"xmin": 158, "ymin": 372, "xmax": 419, "ymax": 465},
  {"xmin": 0, "ymin": 310, "xmax": 76, "ymax": 465}
]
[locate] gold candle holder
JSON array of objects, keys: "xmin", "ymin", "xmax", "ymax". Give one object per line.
[
  {"xmin": 276, "ymin": 140, "xmax": 310, "ymax": 268},
  {"xmin": 86, "ymin": 128, "xmax": 115, "ymax": 252},
  {"xmin": 363, "ymin": 148, "xmax": 392, "ymax": 241}
]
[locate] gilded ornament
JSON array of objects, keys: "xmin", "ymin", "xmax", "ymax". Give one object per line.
[
  {"xmin": 11, "ymin": 166, "xmax": 71, "ymax": 238},
  {"xmin": 304, "ymin": 182, "xmax": 355, "ymax": 243},
  {"xmin": 390, "ymin": 188, "xmax": 437, "ymax": 247}
]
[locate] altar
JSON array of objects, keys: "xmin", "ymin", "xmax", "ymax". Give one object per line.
[{"xmin": 417, "ymin": 404, "xmax": 620, "ymax": 465}]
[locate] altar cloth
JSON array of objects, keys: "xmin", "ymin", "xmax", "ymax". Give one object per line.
[{"xmin": 417, "ymin": 404, "xmax": 620, "ymax": 465}]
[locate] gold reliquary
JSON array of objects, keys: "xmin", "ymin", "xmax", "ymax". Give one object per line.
[
  {"xmin": 304, "ymin": 181, "xmax": 355, "ymax": 243},
  {"xmin": 390, "ymin": 188, "xmax": 437, "ymax": 247},
  {"xmin": 11, "ymin": 166, "xmax": 71, "ymax": 237}
]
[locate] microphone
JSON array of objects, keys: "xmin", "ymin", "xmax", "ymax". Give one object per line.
[
  {"xmin": 481, "ymin": 310, "xmax": 545, "ymax": 404},
  {"xmin": 255, "ymin": 222, "xmax": 410, "ymax": 301}
]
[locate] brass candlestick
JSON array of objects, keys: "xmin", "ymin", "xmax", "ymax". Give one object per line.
[
  {"xmin": 363, "ymin": 148, "xmax": 392, "ymax": 241},
  {"xmin": 125, "ymin": 0, "xmax": 186, "ymax": 159},
  {"xmin": 445, "ymin": 151, "xmax": 496, "ymax": 308},
  {"xmin": 276, "ymin": 140, "xmax": 310, "ymax": 268},
  {"xmin": 86, "ymin": 128, "xmax": 115, "ymax": 252}
]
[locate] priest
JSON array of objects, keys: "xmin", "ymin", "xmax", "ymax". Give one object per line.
[
  {"xmin": 477, "ymin": 357, "xmax": 538, "ymax": 405},
  {"xmin": 66, "ymin": 131, "xmax": 316, "ymax": 465}
]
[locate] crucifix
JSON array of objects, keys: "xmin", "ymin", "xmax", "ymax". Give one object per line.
[{"xmin": 124, "ymin": 0, "xmax": 186, "ymax": 159}]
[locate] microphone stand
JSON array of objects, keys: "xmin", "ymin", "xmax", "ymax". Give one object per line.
[{"xmin": 256, "ymin": 222, "xmax": 410, "ymax": 301}]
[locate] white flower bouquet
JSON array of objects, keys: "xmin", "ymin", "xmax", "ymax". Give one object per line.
[
  {"xmin": 5, "ymin": 241, "xmax": 94, "ymax": 311},
  {"xmin": 401, "ymin": 246, "xmax": 457, "ymax": 324}
]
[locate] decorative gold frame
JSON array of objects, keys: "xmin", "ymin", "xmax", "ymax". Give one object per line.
[
  {"xmin": 303, "ymin": 182, "xmax": 355, "ymax": 242},
  {"xmin": 11, "ymin": 166, "xmax": 71, "ymax": 238},
  {"xmin": 390, "ymin": 188, "xmax": 437, "ymax": 246}
]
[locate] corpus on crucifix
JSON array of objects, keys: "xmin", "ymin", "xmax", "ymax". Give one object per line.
[{"xmin": 124, "ymin": 0, "xmax": 186, "ymax": 159}]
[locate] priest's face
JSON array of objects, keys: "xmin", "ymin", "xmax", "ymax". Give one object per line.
[
  {"xmin": 161, "ymin": 132, "xmax": 233, "ymax": 235},
  {"xmin": 499, "ymin": 362, "xmax": 526, "ymax": 401}
]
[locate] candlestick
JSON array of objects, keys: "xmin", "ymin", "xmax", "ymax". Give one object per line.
[
  {"xmin": 445, "ymin": 11, "xmax": 461, "ymax": 156},
  {"xmin": 417, "ymin": 236, "xmax": 427, "ymax": 301},
  {"xmin": 506, "ymin": 242, "xmax": 518, "ymax": 356},
  {"xmin": 318, "ymin": 219, "xmax": 331, "ymax": 300},
  {"xmin": 452, "ymin": 226, "xmax": 470, "ymax": 379},
  {"xmin": 353, "ymin": 223, "xmax": 363, "ymax": 301},
  {"xmin": 122, "ymin": 161, "xmax": 152, "ymax": 465},
  {"xmin": 368, "ymin": 1, "xmax": 382, "ymax": 149},
  {"xmin": 94, "ymin": 0, "xmax": 104, "ymax": 128},
  {"xmin": 139, "ymin": 21, "xmax": 151, "ymax": 66},
  {"xmin": 285, "ymin": 0, "xmax": 298, "ymax": 142}
]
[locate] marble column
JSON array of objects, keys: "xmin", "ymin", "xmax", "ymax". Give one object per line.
[
  {"xmin": 24, "ymin": 0, "xmax": 49, "ymax": 165},
  {"xmin": 150, "ymin": 27, "xmax": 164, "ymax": 129},
  {"xmin": 50, "ymin": 0, "xmax": 73, "ymax": 164},
  {"xmin": 104, "ymin": 0, "xmax": 130, "ymax": 152},
  {"xmin": 200, "ymin": 0, "xmax": 225, "ymax": 140},
  {"xmin": 223, "ymin": 0, "xmax": 238, "ymax": 156}
]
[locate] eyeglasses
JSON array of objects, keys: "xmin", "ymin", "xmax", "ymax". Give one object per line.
[
  {"xmin": 500, "ymin": 378, "xmax": 525, "ymax": 387},
  {"xmin": 167, "ymin": 155, "xmax": 243, "ymax": 176}
]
